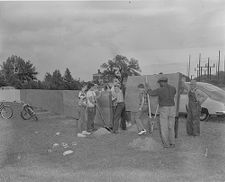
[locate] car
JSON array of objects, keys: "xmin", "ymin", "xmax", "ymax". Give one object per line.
[{"xmin": 179, "ymin": 82, "xmax": 225, "ymax": 121}]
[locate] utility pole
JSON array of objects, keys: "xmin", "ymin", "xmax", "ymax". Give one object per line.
[
  {"xmin": 188, "ymin": 55, "xmax": 191, "ymax": 79},
  {"xmin": 201, "ymin": 66, "xmax": 203, "ymax": 79},
  {"xmin": 210, "ymin": 66, "xmax": 212, "ymax": 80},
  {"xmin": 218, "ymin": 50, "xmax": 221, "ymax": 80},
  {"xmin": 216, "ymin": 62, "xmax": 217, "ymax": 76},
  {"xmin": 198, "ymin": 53, "xmax": 201, "ymax": 81},
  {"xmin": 224, "ymin": 57, "xmax": 225, "ymax": 82},
  {"xmin": 207, "ymin": 57, "xmax": 210, "ymax": 80}
]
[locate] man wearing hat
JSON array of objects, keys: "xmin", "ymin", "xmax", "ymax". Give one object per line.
[
  {"xmin": 146, "ymin": 76, "xmax": 176, "ymax": 148},
  {"xmin": 186, "ymin": 80, "xmax": 207, "ymax": 136}
]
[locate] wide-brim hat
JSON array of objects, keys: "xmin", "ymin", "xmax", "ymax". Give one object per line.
[{"xmin": 157, "ymin": 76, "xmax": 168, "ymax": 83}]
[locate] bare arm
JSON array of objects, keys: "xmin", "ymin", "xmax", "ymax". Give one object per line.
[{"xmin": 147, "ymin": 88, "xmax": 159, "ymax": 96}]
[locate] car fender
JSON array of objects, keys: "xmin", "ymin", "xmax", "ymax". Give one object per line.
[{"xmin": 201, "ymin": 98, "xmax": 225, "ymax": 115}]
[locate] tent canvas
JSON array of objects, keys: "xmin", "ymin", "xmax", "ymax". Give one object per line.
[{"xmin": 125, "ymin": 72, "xmax": 182, "ymax": 116}]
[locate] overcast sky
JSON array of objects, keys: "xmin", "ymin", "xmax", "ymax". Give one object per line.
[{"xmin": 0, "ymin": 0, "xmax": 225, "ymax": 81}]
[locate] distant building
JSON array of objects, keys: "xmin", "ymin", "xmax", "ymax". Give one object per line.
[{"xmin": 92, "ymin": 69, "xmax": 103, "ymax": 83}]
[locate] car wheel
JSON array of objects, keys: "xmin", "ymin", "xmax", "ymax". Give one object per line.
[{"xmin": 200, "ymin": 107, "xmax": 209, "ymax": 121}]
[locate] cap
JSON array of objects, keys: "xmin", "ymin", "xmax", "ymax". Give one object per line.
[{"xmin": 157, "ymin": 76, "xmax": 168, "ymax": 83}]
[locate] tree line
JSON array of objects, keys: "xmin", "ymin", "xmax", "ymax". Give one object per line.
[
  {"xmin": 0, "ymin": 54, "xmax": 142, "ymax": 90},
  {"xmin": 0, "ymin": 55, "xmax": 82, "ymax": 90}
]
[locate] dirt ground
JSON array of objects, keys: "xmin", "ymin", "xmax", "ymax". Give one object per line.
[{"xmin": 0, "ymin": 104, "xmax": 225, "ymax": 182}]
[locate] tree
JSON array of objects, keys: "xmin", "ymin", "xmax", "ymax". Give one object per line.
[
  {"xmin": 0, "ymin": 70, "xmax": 7, "ymax": 87},
  {"xmin": 1, "ymin": 55, "xmax": 38, "ymax": 88},
  {"xmin": 42, "ymin": 70, "xmax": 64, "ymax": 90},
  {"xmin": 63, "ymin": 68, "xmax": 74, "ymax": 90},
  {"xmin": 42, "ymin": 72, "xmax": 52, "ymax": 89},
  {"xmin": 100, "ymin": 55, "xmax": 141, "ymax": 84},
  {"xmin": 51, "ymin": 70, "xmax": 65, "ymax": 90},
  {"xmin": 42, "ymin": 69, "xmax": 81, "ymax": 90},
  {"xmin": 63, "ymin": 68, "xmax": 82, "ymax": 90}
]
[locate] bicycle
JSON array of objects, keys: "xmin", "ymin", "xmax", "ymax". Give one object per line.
[
  {"xmin": 0, "ymin": 102, "xmax": 13, "ymax": 119},
  {"xmin": 20, "ymin": 103, "xmax": 38, "ymax": 121}
]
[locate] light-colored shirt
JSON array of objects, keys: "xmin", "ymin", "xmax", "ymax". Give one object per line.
[
  {"xmin": 78, "ymin": 91, "xmax": 87, "ymax": 106},
  {"xmin": 111, "ymin": 89, "xmax": 124, "ymax": 103},
  {"xmin": 86, "ymin": 90, "xmax": 96, "ymax": 107},
  {"xmin": 138, "ymin": 91, "xmax": 148, "ymax": 107}
]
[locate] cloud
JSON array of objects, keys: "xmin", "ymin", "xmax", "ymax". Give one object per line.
[{"xmin": 0, "ymin": 1, "xmax": 225, "ymax": 80}]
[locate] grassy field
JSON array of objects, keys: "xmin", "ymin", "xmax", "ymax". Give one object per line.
[{"xmin": 0, "ymin": 106, "xmax": 225, "ymax": 182}]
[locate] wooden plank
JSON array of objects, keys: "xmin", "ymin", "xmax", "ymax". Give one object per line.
[
  {"xmin": 125, "ymin": 73, "xmax": 181, "ymax": 115},
  {"xmin": 95, "ymin": 91, "xmax": 113, "ymax": 127}
]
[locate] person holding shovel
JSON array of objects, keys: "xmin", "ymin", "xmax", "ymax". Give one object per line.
[{"xmin": 146, "ymin": 76, "xmax": 176, "ymax": 148}]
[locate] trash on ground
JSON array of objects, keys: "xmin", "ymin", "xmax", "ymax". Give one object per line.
[
  {"xmin": 61, "ymin": 142, "xmax": 69, "ymax": 148},
  {"xmin": 56, "ymin": 132, "xmax": 61, "ymax": 136},
  {"xmin": 63, "ymin": 150, "xmax": 74, "ymax": 156},
  {"xmin": 72, "ymin": 142, "xmax": 77, "ymax": 146},
  {"xmin": 93, "ymin": 127, "xmax": 111, "ymax": 136},
  {"xmin": 17, "ymin": 154, "xmax": 21, "ymax": 160},
  {"xmin": 128, "ymin": 137, "xmax": 161, "ymax": 152},
  {"xmin": 53, "ymin": 143, "xmax": 59, "ymax": 148}
]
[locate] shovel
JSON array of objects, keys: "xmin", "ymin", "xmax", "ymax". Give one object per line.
[{"xmin": 96, "ymin": 103, "xmax": 112, "ymax": 132}]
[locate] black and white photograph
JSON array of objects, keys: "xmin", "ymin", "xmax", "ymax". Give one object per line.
[{"xmin": 0, "ymin": 0, "xmax": 225, "ymax": 181}]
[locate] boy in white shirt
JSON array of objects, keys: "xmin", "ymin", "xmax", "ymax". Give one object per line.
[
  {"xmin": 77, "ymin": 84, "xmax": 91, "ymax": 137},
  {"xmin": 86, "ymin": 83, "xmax": 101, "ymax": 132}
]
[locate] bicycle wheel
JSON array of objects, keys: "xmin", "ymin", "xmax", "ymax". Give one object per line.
[
  {"xmin": 1, "ymin": 105, "xmax": 13, "ymax": 119},
  {"xmin": 20, "ymin": 107, "xmax": 32, "ymax": 120}
]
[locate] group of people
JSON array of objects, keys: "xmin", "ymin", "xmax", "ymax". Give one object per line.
[
  {"xmin": 76, "ymin": 76, "xmax": 206, "ymax": 148},
  {"xmin": 77, "ymin": 79, "xmax": 130, "ymax": 138}
]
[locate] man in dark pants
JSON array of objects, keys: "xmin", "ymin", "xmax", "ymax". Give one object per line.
[
  {"xmin": 120, "ymin": 82, "xmax": 127, "ymax": 130},
  {"xmin": 111, "ymin": 83, "xmax": 126, "ymax": 133},
  {"xmin": 186, "ymin": 80, "xmax": 207, "ymax": 136}
]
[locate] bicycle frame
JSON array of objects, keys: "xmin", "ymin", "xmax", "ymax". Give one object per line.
[{"xmin": 0, "ymin": 102, "xmax": 5, "ymax": 110}]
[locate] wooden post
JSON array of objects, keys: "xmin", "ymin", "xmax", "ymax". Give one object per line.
[
  {"xmin": 207, "ymin": 57, "xmax": 210, "ymax": 80},
  {"xmin": 175, "ymin": 73, "xmax": 182, "ymax": 138},
  {"xmin": 224, "ymin": 57, "xmax": 225, "ymax": 82},
  {"xmin": 145, "ymin": 75, "xmax": 153, "ymax": 133},
  {"xmin": 218, "ymin": 50, "xmax": 220, "ymax": 80}
]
